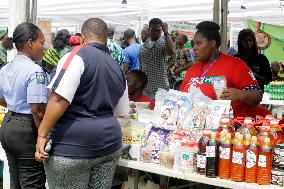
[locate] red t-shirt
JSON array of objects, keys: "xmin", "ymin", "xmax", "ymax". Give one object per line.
[
  {"xmin": 133, "ymin": 94, "xmax": 155, "ymax": 110},
  {"xmin": 179, "ymin": 53, "xmax": 260, "ymax": 117}
]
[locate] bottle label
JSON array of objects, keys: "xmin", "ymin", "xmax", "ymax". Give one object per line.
[
  {"xmin": 232, "ymin": 151, "xmax": 244, "ymax": 164},
  {"xmin": 197, "ymin": 154, "xmax": 206, "ymax": 169},
  {"xmin": 206, "ymin": 146, "xmax": 216, "ymax": 157},
  {"xmin": 271, "ymin": 170, "xmax": 279, "ymax": 184},
  {"xmin": 258, "ymin": 155, "xmax": 267, "ymax": 168},
  {"xmin": 246, "ymin": 150, "xmax": 257, "ymax": 168},
  {"xmin": 220, "ymin": 147, "xmax": 230, "ymax": 160}
]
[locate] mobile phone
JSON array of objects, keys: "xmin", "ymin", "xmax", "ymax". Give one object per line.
[{"xmin": 44, "ymin": 140, "xmax": 52, "ymax": 153}]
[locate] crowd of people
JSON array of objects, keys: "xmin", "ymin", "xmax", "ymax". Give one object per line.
[{"xmin": 0, "ymin": 16, "xmax": 281, "ymax": 189}]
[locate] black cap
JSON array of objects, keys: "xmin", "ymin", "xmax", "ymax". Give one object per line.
[{"xmin": 124, "ymin": 29, "xmax": 135, "ymax": 39}]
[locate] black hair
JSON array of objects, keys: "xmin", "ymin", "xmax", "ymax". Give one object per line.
[
  {"xmin": 190, "ymin": 39, "xmax": 194, "ymax": 47},
  {"xmin": 53, "ymin": 29, "xmax": 70, "ymax": 51},
  {"xmin": 196, "ymin": 21, "xmax": 221, "ymax": 48},
  {"xmin": 74, "ymin": 33, "xmax": 82, "ymax": 37},
  {"xmin": 180, "ymin": 34, "xmax": 188, "ymax": 43},
  {"xmin": 81, "ymin": 18, "xmax": 108, "ymax": 38},
  {"xmin": 149, "ymin": 18, "xmax": 163, "ymax": 27},
  {"xmin": 107, "ymin": 26, "xmax": 115, "ymax": 38},
  {"xmin": 2, "ymin": 22, "xmax": 41, "ymax": 51},
  {"xmin": 237, "ymin": 28, "xmax": 258, "ymax": 57},
  {"xmin": 129, "ymin": 70, "xmax": 148, "ymax": 89}
]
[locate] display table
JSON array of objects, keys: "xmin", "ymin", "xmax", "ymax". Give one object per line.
[
  {"xmin": 260, "ymin": 99, "xmax": 284, "ymax": 106},
  {"xmin": 118, "ymin": 159, "xmax": 282, "ymax": 189}
]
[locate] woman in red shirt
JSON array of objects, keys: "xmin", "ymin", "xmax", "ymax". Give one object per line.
[{"xmin": 179, "ymin": 21, "xmax": 263, "ymax": 117}]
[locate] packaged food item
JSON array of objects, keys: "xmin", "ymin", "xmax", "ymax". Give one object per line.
[
  {"xmin": 140, "ymin": 147, "xmax": 152, "ymax": 163},
  {"xmin": 211, "ymin": 76, "xmax": 227, "ymax": 99},
  {"xmin": 159, "ymin": 97, "xmax": 178, "ymax": 130},
  {"xmin": 218, "ymin": 133, "xmax": 232, "ymax": 179},
  {"xmin": 119, "ymin": 119, "xmax": 151, "ymax": 160},
  {"xmin": 231, "ymin": 135, "xmax": 246, "ymax": 182},
  {"xmin": 257, "ymin": 138, "xmax": 273, "ymax": 185},
  {"xmin": 179, "ymin": 142, "xmax": 197, "ymax": 173},
  {"xmin": 245, "ymin": 136, "xmax": 259, "ymax": 183},
  {"xmin": 182, "ymin": 102, "xmax": 209, "ymax": 131},
  {"xmin": 176, "ymin": 92, "xmax": 192, "ymax": 128},
  {"xmin": 146, "ymin": 127, "xmax": 172, "ymax": 163},
  {"xmin": 205, "ymin": 131, "xmax": 218, "ymax": 178},
  {"xmin": 205, "ymin": 100, "xmax": 231, "ymax": 130}
]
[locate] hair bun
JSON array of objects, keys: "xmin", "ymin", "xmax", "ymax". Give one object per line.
[{"xmin": 196, "ymin": 21, "xmax": 220, "ymax": 31}]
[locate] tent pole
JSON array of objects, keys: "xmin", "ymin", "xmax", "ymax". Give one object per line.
[
  {"xmin": 220, "ymin": 0, "xmax": 228, "ymax": 53},
  {"xmin": 31, "ymin": 0, "xmax": 38, "ymax": 25},
  {"xmin": 213, "ymin": 0, "xmax": 220, "ymax": 25},
  {"xmin": 8, "ymin": 0, "xmax": 30, "ymax": 62}
]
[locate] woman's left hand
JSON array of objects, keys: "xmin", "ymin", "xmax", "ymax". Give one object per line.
[
  {"xmin": 219, "ymin": 88, "xmax": 241, "ymax": 103},
  {"xmin": 35, "ymin": 136, "xmax": 49, "ymax": 162}
]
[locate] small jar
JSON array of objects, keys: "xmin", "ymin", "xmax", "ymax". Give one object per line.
[{"xmin": 179, "ymin": 143, "xmax": 195, "ymax": 173}]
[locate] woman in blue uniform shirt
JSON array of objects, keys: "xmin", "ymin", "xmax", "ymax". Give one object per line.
[{"xmin": 0, "ymin": 22, "xmax": 47, "ymax": 189}]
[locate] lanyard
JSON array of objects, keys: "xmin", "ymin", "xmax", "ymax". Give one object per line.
[{"xmin": 198, "ymin": 52, "xmax": 221, "ymax": 81}]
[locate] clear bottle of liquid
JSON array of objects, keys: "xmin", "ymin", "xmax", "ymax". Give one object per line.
[
  {"xmin": 245, "ymin": 136, "xmax": 259, "ymax": 183},
  {"xmin": 257, "ymin": 138, "xmax": 273, "ymax": 185},
  {"xmin": 197, "ymin": 129, "xmax": 211, "ymax": 175},
  {"xmin": 243, "ymin": 134, "xmax": 252, "ymax": 149},
  {"xmin": 205, "ymin": 132, "xmax": 218, "ymax": 178},
  {"xmin": 216, "ymin": 115, "xmax": 235, "ymax": 141},
  {"xmin": 237, "ymin": 117, "xmax": 257, "ymax": 138},
  {"xmin": 218, "ymin": 133, "xmax": 232, "ymax": 179},
  {"xmin": 231, "ymin": 135, "xmax": 246, "ymax": 182}
]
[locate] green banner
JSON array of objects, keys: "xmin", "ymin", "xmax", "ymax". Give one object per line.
[{"xmin": 247, "ymin": 20, "xmax": 284, "ymax": 63}]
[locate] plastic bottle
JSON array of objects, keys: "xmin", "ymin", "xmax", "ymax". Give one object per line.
[
  {"xmin": 231, "ymin": 135, "xmax": 246, "ymax": 182},
  {"xmin": 205, "ymin": 132, "xmax": 218, "ymax": 178},
  {"xmin": 243, "ymin": 134, "xmax": 251, "ymax": 149},
  {"xmin": 232, "ymin": 132, "xmax": 241, "ymax": 145},
  {"xmin": 278, "ymin": 144, "xmax": 284, "ymax": 186},
  {"xmin": 179, "ymin": 142, "xmax": 196, "ymax": 173},
  {"xmin": 237, "ymin": 117, "xmax": 257, "ymax": 138},
  {"xmin": 216, "ymin": 115, "xmax": 235, "ymax": 141},
  {"xmin": 245, "ymin": 136, "xmax": 259, "ymax": 183},
  {"xmin": 257, "ymin": 124, "xmax": 275, "ymax": 147},
  {"xmin": 197, "ymin": 129, "xmax": 211, "ymax": 174},
  {"xmin": 218, "ymin": 133, "xmax": 232, "ymax": 179},
  {"xmin": 257, "ymin": 138, "xmax": 273, "ymax": 185}
]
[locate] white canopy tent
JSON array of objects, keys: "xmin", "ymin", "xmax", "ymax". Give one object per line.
[{"xmin": 1, "ymin": 0, "xmax": 284, "ymax": 29}]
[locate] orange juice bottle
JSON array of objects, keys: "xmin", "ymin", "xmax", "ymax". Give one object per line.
[
  {"xmin": 245, "ymin": 136, "xmax": 259, "ymax": 183},
  {"xmin": 216, "ymin": 115, "xmax": 235, "ymax": 141},
  {"xmin": 231, "ymin": 135, "xmax": 246, "ymax": 182},
  {"xmin": 257, "ymin": 138, "xmax": 273, "ymax": 185},
  {"xmin": 218, "ymin": 133, "xmax": 232, "ymax": 179}
]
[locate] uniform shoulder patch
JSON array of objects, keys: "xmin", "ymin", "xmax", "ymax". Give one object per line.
[{"xmin": 35, "ymin": 72, "xmax": 45, "ymax": 84}]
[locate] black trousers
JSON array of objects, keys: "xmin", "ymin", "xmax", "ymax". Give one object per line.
[{"xmin": 0, "ymin": 111, "xmax": 46, "ymax": 189}]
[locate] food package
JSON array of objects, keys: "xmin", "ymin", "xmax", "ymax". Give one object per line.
[
  {"xmin": 119, "ymin": 119, "xmax": 151, "ymax": 160},
  {"xmin": 159, "ymin": 97, "xmax": 178, "ymax": 130},
  {"xmin": 211, "ymin": 76, "xmax": 227, "ymax": 99},
  {"xmin": 145, "ymin": 127, "xmax": 172, "ymax": 163},
  {"xmin": 205, "ymin": 100, "xmax": 231, "ymax": 129}
]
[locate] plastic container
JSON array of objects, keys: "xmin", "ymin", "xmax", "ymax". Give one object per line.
[
  {"xmin": 257, "ymin": 138, "xmax": 273, "ymax": 185},
  {"xmin": 257, "ymin": 124, "xmax": 275, "ymax": 147},
  {"xmin": 245, "ymin": 136, "xmax": 259, "ymax": 183},
  {"xmin": 205, "ymin": 132, "xmax": 218, "ymax": 178},
  {"xmin": 237, "ymin": 117, "xmax": 257, "ymax": 138},
  {"xmin": 216, "ymin": 115, "xmax": 235, "ymax": 141},
  {"xmin": 197, "ymin": 129, "xmax": 211, "ymax": 174},
  {"xmin": 179, "ymin": 142, "xmax": 196, "ymax": 173},
  {"xmin": 218, "ymin": 133, "xmax": 232, "ymax": 179},
  {"xmin": 231, "ymin": 135, "xmax": 246, "ymax": 182},
  {"xmin": 243, "ymin": 134, "xmax": 252, "ymax": 149}
]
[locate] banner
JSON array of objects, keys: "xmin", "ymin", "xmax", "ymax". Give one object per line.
[{"xmin": 248, "ymin": 20, "xmax": 284, "ymax": 63}]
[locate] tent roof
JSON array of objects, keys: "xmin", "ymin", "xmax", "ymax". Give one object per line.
[{"xmin": 1, "ymin": 0, "xmax": 284, "ymax": 27}]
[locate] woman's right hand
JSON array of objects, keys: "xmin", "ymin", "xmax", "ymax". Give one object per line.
[{"xmin": 35, "ymin": 135, "xmax": 49, "ymax": 162}]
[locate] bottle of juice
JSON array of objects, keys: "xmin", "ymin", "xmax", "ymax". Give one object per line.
[
  {"xmin": 257, "ymin": 138, "xmax": 273, "ymax": 185},
  {"xmin": 232, "ymin": 132, "xmax": 241, "ymax": 145},
  {"xmin": 197, "ymin": 129, "xmax": 211, "ymax": 175},
  {"xmin": 243, "ymin": 134, "xmax": 252, "ymax": 149},
  {"xmin": 216, "ymin": 115, "xmax": 235, "ymax": 141},
  {"xmin": 218, "ymin": 133, "xmax": 232, "ymax": 179},
  {"xmin": 237, "ymin": 117, "xmax": 257, "ymax": 138},
  {"xmin": 257, "ymin": 124, "xmax": 275, "ymax": 147},
  {"xmin": 245, "ymin": 136, "xmax": 259, "ymax": 183},
  {"xmin": 231, "ymin": 135, "xmax": 246, "ymax": 182},
  {"xmin": 205, "ymin": 131, "xmax": 218, "ymax": 178}
]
